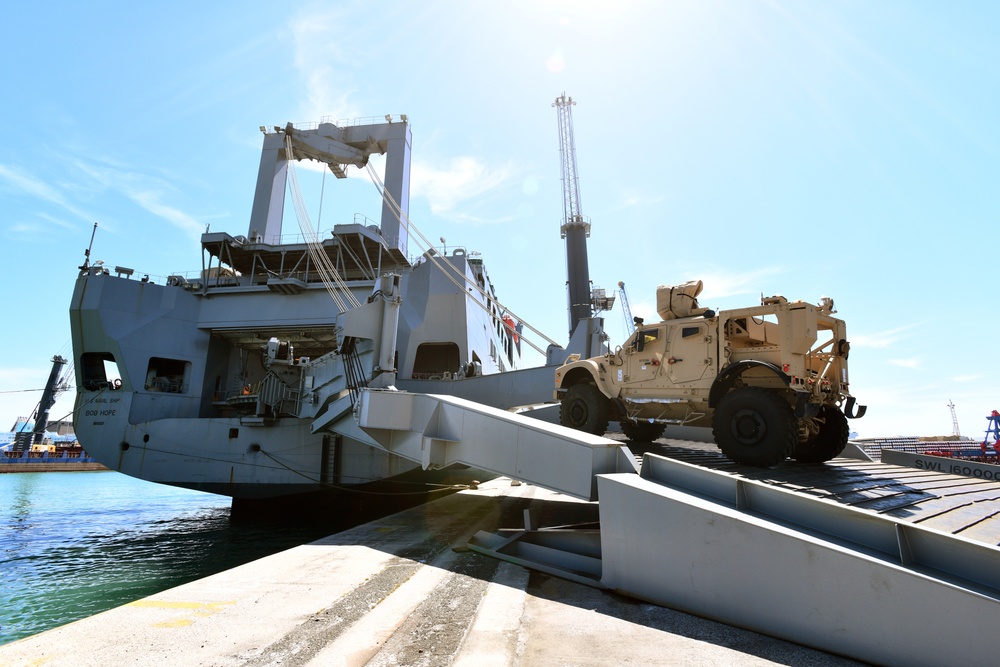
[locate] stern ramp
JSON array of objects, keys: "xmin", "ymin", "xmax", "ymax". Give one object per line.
[{"xmin": 352, "ymin": 388, "xmax": 1000, "ymax": 666}]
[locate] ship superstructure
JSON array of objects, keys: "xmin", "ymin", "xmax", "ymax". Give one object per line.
[{"xmin": 69, "ymin": 117, "xmax": 564, "ymax": 506}]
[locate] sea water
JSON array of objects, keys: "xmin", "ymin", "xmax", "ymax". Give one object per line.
[{"xmin": 0, "ymin": 471, "xmax": 339, "ymax": 645}]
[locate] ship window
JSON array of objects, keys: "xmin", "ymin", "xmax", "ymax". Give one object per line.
[
  {"xmin": 80, "ymin": 352, "xmax": 122, "ymax": 391},
  {"xmin": 411, "ymin": 343, "xmax": 460, "ymax": 379},
  {"xmin": 145, "ymin": 357, "xmax": 191, "ymax": 393}
]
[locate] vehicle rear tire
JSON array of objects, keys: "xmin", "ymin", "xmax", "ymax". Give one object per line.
[
  {"xmin": 792, "ymin": 406, "xmax": 850, "ymax": 463},
  {"xmin": 559, "ymin": 384, "xmax": 610, "ymax": 436},
  {"xmin": 620, "ymin": 419, "xmax": 666, "ymax": 442},
  {"xmin": 712, "ymin": 388, "xmax": 797, "ymax": 467}
]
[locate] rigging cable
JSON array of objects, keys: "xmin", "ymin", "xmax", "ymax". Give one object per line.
[
  {"xmin": 364, "ymin": 162, "xmax": 559, "ymax": 356},
  {"xmin": 285, "ymin": 135, "xmax": 361, "ymax": 312}
]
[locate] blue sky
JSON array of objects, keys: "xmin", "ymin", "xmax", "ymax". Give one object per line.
[{"xmin": 1, "ymin": 1, "xmax": 996, "ymax": 439}]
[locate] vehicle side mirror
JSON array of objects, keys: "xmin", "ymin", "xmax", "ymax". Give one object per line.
[{"xmin": 636, "ymin": 334, "xmax": 645, "ymax": 353}]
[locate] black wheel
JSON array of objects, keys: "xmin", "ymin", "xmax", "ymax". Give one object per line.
[
  {"xmin": 620, "ymin": 419, "xmax": 666, "ymax": 442},
  {"xmin": 792, "ymin": 405, "xmax": 850, "ymax": 463},
  {"xmin": 712, "ymin": 388, "xmax": 797, "ymax": 467},
  {"xmin": 559, "ymin": 383, "xmax": 610, "ymax": 435}
]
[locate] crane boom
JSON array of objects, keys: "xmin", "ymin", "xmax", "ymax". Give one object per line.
[
  {"xmin": 13, "ymin": 355, "xmax": 68, "ymax": 453},
  {"xmin": 554, "ymin": 95, "xmax": 587, "ymax": 235},
  {"xmin": 554, "ymin": 93, "xmax": 593, "ymax": 335},
  {"xmin": 618, "ymin": 281, "xmax": 636, "ymax": 335}
]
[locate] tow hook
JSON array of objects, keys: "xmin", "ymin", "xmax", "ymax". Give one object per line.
[{"xmin": 845, "ymin": 396, "xmax": 867, "ymax": 419}]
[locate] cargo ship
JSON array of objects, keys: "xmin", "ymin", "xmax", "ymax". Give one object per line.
[{"xmin": 69, "ymin": 115, "xmax": 607, "ymax": 513}]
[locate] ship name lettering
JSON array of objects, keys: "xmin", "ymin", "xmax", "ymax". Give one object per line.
[{"xmin": 98, "ymin": 409, "xmax": 116, "ymax": 417}]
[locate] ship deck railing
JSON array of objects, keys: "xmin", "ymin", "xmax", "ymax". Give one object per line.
[{"xmin": 859, "ymin": 441, "xmax": 1000, "ymax": 463}]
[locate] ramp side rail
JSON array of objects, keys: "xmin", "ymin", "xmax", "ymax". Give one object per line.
[
  {"xmin": 596, "ymin": 454, "xmax": 1000, "ymax": 666},
  {"xmin": 354, "ymin": 388, "xmax": 638, "ymax": 501}
]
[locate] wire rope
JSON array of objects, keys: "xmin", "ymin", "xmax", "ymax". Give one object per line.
[
  {"xmin": 285, "ymin": 135, "xmax": 361, "ymax": 311},
  {"xmin": 364, "ymin": 162, "xmax": 560, "ymax": 356}
]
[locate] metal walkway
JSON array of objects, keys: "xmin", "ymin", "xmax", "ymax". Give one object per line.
[
  {"xmin": 637, "ymin": 438, "xmax": 1000, "ymax": 547},
  {"xmin": 592, "ymin": 452, "xmax": 1000, "ymax": 666},
  {"xmin": 352, "ymin": 389, "xmax": 1000, "ymax": 666}
]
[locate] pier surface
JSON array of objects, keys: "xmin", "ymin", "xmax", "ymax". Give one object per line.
[
  {"xmin": 0, "ymin": 461, "xmax": 107, "ymax": 473},
  {"xmin": 0, "ymin": 476, "xmax": 858, "ymax": 666}
]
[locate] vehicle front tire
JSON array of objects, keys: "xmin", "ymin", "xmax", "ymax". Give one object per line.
[
  {"xmin": 620, "ymin": 419, "xmax": 666, "ymax": 442},
  {"xmin": 559, "ymin": 383, "xmax": 610, "ymax": 436},
  {"xmin": 792, "ymin": 405, "xmax": 850, "ymax": 463},
  {"xmin": 712, "ymin": 388, "xmax": 797, "ymax": 467}
]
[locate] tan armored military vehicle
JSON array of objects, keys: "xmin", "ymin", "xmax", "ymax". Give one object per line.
[{"xmin": 554, "ymin": 280, "xmax": 866, "ymax": 466}]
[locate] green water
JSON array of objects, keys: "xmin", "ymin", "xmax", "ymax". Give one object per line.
[{"xmin": 0, "ymin": 471, "xmax": 339, "ymax": 645}]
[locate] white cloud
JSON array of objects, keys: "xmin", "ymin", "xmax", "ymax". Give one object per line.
[
  {"xmin": 286, "ymin": 7, "xmax": 513, "ymax": 223},
  {"xmin": 318, "ymin": 140, "xmax": 513, "ymax": 220},
  {"xmin": 289, "ymin": 9, "xmax": 362, "ymax": 122},
  {"xmin": 888, "ymin": 357, "xmax": 921, "ymax": 369},
  {"xmin": 0, "ymin": 164, "xmax": 62, "ymax": 201},
  {"xmin": 72, "ymin": 159, "xmax": 204, "ymax": 241},
  {"xmin": 609, "ymin": 268, "xmax": 789, "ymax": 325},
  {"xmin": 690, "ymin": 266, "xmax": 788, "ymax": 301},
  {"xmin": 128, "ymin": 190, "xmax": 205, "ymax": 239},
  {"xmin": 8, "ymin": 222, "xmax": 45, "ymax": 236},
  {"xmin": 0, "ymin": 156, "xmax": 204, "ymax": 241},
  {"xmin": 850, "ymin": 323, "xmax": 921, "ymax": 349},
  {"xmin": 36, "ymin": 212, "xmax": 78, "ymax": 231},
  {"xmin": 0, "ymin": 164, "xmax": 93, "ymax": 221},
  {"xmin": 546, "ymin": 49, "xmax": 566, "ymax": 74},
  {"xmin": 410, "ymin": 157, "xmax": 512, "ymax": 216}
]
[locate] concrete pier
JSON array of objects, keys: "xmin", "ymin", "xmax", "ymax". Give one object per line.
[{"xmin": 0, "ymin": 478, "xmax": 858, "ymax": 666}]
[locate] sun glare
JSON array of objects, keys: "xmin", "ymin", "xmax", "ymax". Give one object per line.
[{"xmin": 546, "ymin": 49, "xmax": 566, "ymax": 73}]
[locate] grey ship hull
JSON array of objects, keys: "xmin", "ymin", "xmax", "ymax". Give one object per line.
[
  {"xmin": 68, "ymin": 117, "xmax": 607, "ymax": 503},
  {"xmin": 69, "ymin": 118, "xmax": 549, "ymax": 502},
  {"xmin": 70, "ymin": 227, "xmax": 535, "ymax": 500}
]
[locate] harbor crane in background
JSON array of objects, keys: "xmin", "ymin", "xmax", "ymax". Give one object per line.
[
  {"xmin": 553, "ymin": 94, "xmax": 613, "ymax": 337},
  {"xmin": 618, "ymin": 281, "xmax": 636, "ymax": 336},
  {"xmin": 13, "ymin": 355, "xmax": 70, "ymax": 453},
  {"xmin": 949, "ymin": 399, "xmax": 961, "ymax": 437}
]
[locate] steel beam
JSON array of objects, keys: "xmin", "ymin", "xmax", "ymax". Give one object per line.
[
  {"xmin": 597, "ymin": 454, "xmax": 1000, "ymax": 666},
  {"xmin": 354, "ymin": 389, "xmax": 637, "ymax": 500}
]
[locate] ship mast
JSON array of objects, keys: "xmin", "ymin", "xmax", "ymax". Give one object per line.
[{"xmin": 554, "ymin": 94, "xmax": 594, "ymax": 337}]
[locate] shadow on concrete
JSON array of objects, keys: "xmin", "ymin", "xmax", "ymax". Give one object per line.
[{"xmin": 328, "ymin": 479, "xmax": 862, "ymax": 667}]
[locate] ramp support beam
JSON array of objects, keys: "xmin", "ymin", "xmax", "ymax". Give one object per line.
[{"xmin": 354, "ymin": 389, "xmax": 637, "ymax": 501}]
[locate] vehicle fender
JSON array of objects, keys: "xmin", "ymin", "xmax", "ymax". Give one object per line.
[
  {"xmin": 711, "ymin": 361, "xmax": 820, "ymax": 418},
  {"xmin": 554, "ymin": 360, "xmax": 612, "ymax": 398},
  {"xmin": 709, "ymin": 360, "xmax": 791, "ymax": 408}
]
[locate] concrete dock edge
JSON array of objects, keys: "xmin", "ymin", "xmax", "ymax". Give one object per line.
[{"xmin": 0, "ymin": 479, "xmax": 859, "ymax": 666}]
